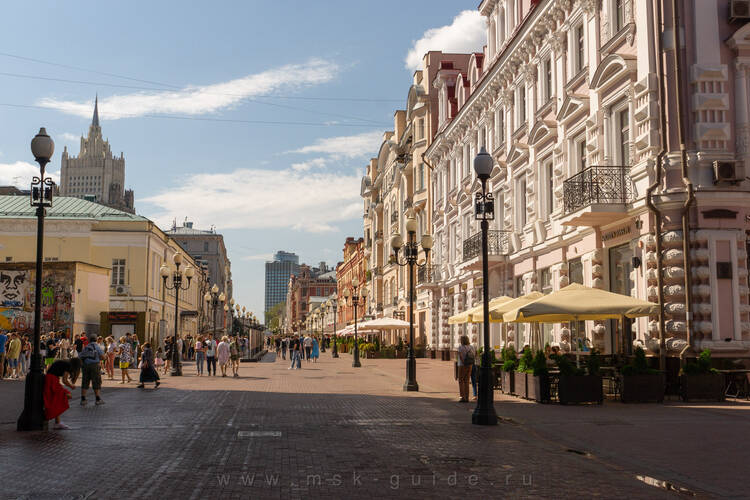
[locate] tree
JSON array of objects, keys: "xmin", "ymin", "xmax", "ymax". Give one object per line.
[{"xmin": 266, "ymin": 302, "xmax": 286, "ymax": 332}]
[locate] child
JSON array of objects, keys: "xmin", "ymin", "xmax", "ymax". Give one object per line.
[
  {"xmin": 154, "ymin": 347, "xmax": 165, "ymax": 370},
  {"xmin": 44, "ymin": 358, "xmax": 82, "ymax": 429}
]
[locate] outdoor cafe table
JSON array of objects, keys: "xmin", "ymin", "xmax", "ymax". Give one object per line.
[{"xmin": 717, "ymin": 369, "xmax": 750, "ymax": 399}]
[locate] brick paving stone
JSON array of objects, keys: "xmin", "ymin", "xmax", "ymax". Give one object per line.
[{"xmin": 1, "ymin": 353, "xmax": 742, "ymax": 498}]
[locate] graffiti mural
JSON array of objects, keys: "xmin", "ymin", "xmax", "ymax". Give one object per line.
[
  {"xmin": 0, "ymin": 270, "xmax": 30, "ymax": 307},
  {"xmin": 0, "ymin": 266, "xmax": 74, "ymax": 335}
]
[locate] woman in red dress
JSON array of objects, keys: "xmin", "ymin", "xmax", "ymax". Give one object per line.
[{"xmin": 44, "ymin": 358, "xmax": 81, "ymax": 430}]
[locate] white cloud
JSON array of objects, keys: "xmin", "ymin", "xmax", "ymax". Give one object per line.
[
  {"xmin": 0, "ymin": 161, "xmax": 60, "ymax": 187},
  {"xmin": 36, "ymin": 58, "xmax": 340, "ymax": 120},
  {"xmin": 291, "ymin": 157, "xmax": 329, "ymax": 172},
  {"xmin": 289, "ymin": 130, "xmax": 382, "ymax": 158},
  {"xmin": 59, "ymin": 133, "xmax": 80, "ymax": 142},
  {"xmin": 405, "ymin": 10, "xmax": 486, "ymax": 70},
  {"xmin": 241, "ymin": 253, "xmax": 274, "ymax": 261},
  {"xmin": 140, "ymin": 167, "xmax": 362, "ymax": 234}
]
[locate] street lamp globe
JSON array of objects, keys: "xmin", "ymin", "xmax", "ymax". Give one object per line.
[
  {"xmin": 342, "ymin": 288, "xmax": 350, "ymax": 298},
  {"xmin": 30, "ymin": 128, "xmax": 54, "ymax": 163},
  {"xmin": 211, "ymin": 284, "xmax": 219, "ymax": 294},
  {"xmin": 235, "ymin": 304, "xmax": 240, "ymax": 312},
  {"xmin": 230, "ymin": 298, "xmax": 235, "ymax": 306},
  {"xmin": 390, "ymin": 233, "xmax": 403, "ymax": 250},
  {"xmin": 361, "ymin": 287, "xmax": 369, "ymax": 298},
  {"xmin": 172, "ymin": 253, "xmax": 183, "ymax": 265},
  {"xmin": 405, "ymin": 216, "xmax": 417, "ymax": 233},
  {"xmin": 421, "ymin": 234, "xmax": 434, "ymax": 251},
  {"xmin": 204, "ymin": 292, "xmax": 211, "ymax": 303},
  {"xmin": 351, "ymin": 277, "xmax": 359, "ymax": 288},
  {"xmin": 160, "ymin": 265, "xmax": 170, "ymax": 278},
  {"xmin": 473, "ymin": 146, "xmax": 493, "ymax": 180},
  {"xmin": 223, "ymin": 304, "xmax": 229, "ymax": 312},
  {"xmin": 219, "ymin": 293, "xmax": 226, "ymax": 302},
  {"xmin": 185, "ymin": 266, "xmax": 195, "ymax": 279}
]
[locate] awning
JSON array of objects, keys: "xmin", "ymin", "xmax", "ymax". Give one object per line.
[
  {"xmin": 448, "ymin": 296, "xmax": 512, "ymax": 325},
  {"xmin": 486, "ymin": 292, "xmax": 545, "ymax": 322}
]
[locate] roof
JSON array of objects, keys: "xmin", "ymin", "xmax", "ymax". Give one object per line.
[
  {"xmin": 165, "ymin": 226, "xmax": 218, "ymax": 236},
  {"xmin": 0, "ymin": 195, "xmax": 147, "ymax": 221}
]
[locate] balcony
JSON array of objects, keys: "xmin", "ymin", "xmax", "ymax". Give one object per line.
[
  {"xmin": 391, "ymin": 212, "xmax": 399, "ymax": 224},
  {"xmin": 562, "ymin": 165, "xmax": 634, "ymax": 227},
  {"xmin": 417, "ymin": 265, "xmax": 433, "ymax": 285},
  {"xmin": 460, "ymin": 230, "xmax": 510, "ymax": 271}
]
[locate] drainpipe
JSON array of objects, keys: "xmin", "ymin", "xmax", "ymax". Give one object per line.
[
  {"xmin": 671, "ymin": 0, "xmax": 695, "ymax": 365},
  {"xmin": 647, "ymin": 0, "xmax": 667, "ymax": 371}
]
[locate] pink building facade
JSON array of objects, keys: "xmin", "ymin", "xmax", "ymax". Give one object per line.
[{"xmin": 423, "ymin": 0, "xmax": 750, "ymax": 359}]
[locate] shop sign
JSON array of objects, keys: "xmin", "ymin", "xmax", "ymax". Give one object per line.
[
  {"xmin": 602, "ymin": 225, "xmax": 632, "ymax": 243},
  {"xmin": 108, "ymin": 311, "xmax": 138, "ymax": 322}
]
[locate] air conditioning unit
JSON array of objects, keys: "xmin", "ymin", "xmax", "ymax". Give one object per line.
[
  {"xmin": 712, "ymin": 160, "xmax": 743, "ymax": 185},
  {"xmin": 731, "ymin": 0, "xmax": 750, "ymax": 20},
  {"xmin": 115, "ymin": 285, "xmax": 130, "ymax": 296}
]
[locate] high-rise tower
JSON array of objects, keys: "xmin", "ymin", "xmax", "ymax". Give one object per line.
[{"xmin": 59, "ymin": 96, "xmax": 135, "ymax": 213}]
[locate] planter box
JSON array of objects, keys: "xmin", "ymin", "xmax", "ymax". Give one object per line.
[
  {"xmin": 514, "ymin": 372, "xmax": 527, "ymax": 399},
  {"xmin": 527, "ymin": 374, "xmax": 551, "ymax": 403},
  {"xmin": 680, "ymin": 373, "xmax": 724, "ymax": 402},
  {"xmin": 502, "ymin": 371, "xmax": 515, "ymax": 395},
  {"xmin": 558, "ymin": 375, "xmax": 603, "ymax": 404},
  {"xmin": 429, "ymin": 350, "xmax": 436, "ymax": 359},
  {"xmin": 621, "ymin": 373, "xmax": 665, "ymax": 403},
  {"xmin": 492, "ymin": 365, "xmax": 502, "ymax": 389},
  {"xmin": 365, "ymin": 351, "xmax": 380, "ymax": 359}
]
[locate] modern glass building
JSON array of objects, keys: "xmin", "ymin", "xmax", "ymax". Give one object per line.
[{"xmin": 264, "ymin": 251, "xmax": 299, "ymax": 322}]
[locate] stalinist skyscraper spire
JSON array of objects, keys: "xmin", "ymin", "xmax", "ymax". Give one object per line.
[{"xmin": 59, "ymin": 95, "xmax": 135, "ymax": 213}]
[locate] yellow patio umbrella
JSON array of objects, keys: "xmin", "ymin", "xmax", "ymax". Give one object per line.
[
  {"xmin": 448, "ymin": 296, "xmax": 512, "ymax": 325},
  {"xmin": 484, "ymin": 292, "xmax": 545, "ymax": 323},
  {"xmin": 502, "ymin": 283, "xmax": 658, "ymax": 323}
]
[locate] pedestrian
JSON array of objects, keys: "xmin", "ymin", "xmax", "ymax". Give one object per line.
[
  {"xmin": 195, "ymin": 335, "xmax": 205, "ymax": 376},
  {"xmin": 217, "ymin": 336, "xmax": 230, "ymax": 377},
  {"xmin": 6, "ymin": 332, "xmax": 21, "ymax": 378},
  {"xmin": 163, "ymin": 336, "xmax": 173, "ymax": 375},
  {"xmin": 19, "ymin": 335, "xmax": 31, "ymax": 377},
  {"xmin": 457, "ymin": 335, "xmax": 475, "ymax": 403},
  {"xmin": 129, "ymin": 333, "xmax": 140, "ymax": 368},
  {"xmin": 137, "ymin": 342, "xmax": 160, "ymax": 389},
  {"xmin": 43, "ymin": 357, "xmax": 82, "ymax": 430},
  {"xmin": 205, "ymin": 334, "xmax": 217, "ymax": 376},
  {"xmin": 74, "ymin": 332, "xmax": 84, "ymax": 354},
  {"xmin": 0, "ymin": 330, "xmax": 7, "ymax": 380},
  {"xmin": 288, "ymin": 335, "xmax": 302, "ymax": 370},
  {"xmin": 154, "ymin": 347, "xmax": 165, "ymax": 372},
  {"xmin": 281, "ymin": 336, "xmax": 288, "ymax": 360},
  {"xmin": 275, "ymin": 337, "xmax": 281, "ymax": 356},
  {"xmin": 57, "ymin": 332, "xmax": 71, "ymax": 360},
  {"xmin": 105, "ymin": 336, "xmax": 116, "ymax": 380},
  {"xmin": 311, "ymin": 337, "xmax": 319, "ymax": 363},
  {"xmin": 229, "ymin": 336, "xmax": 240, "ymax": 378},
  {"xmin": 44, "ymin": 333, "xmax": 58, "ymax": 371},
  {"xmin": 117, "ymin": 336, "xmax": 134, "ymax": 384},
  {"xmin": 304, "ymin": 335, "xmax": 313, "ymax": 362},
  {"xmin": 79, "ymin": 333, "xmax": 105, "ymax": 406}
]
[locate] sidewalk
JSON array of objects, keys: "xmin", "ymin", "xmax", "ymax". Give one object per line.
[{"xmin": 0, "ymin": 354, "xmax": 746, "ymax": 498}]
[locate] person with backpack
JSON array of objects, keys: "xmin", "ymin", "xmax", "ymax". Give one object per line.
[
  {"xmin": 79, "ymin": 333, "xmax": 105, "ymax": 406},
  {"xmin": 229, "ymin": 336, "xmax": 240, "ymax": 378},
  {"xmin": 457, "ymin": 335, "xmax": 476, "ymax": 403}
]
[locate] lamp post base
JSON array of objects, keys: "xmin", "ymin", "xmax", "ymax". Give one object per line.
[
  {"xmin": 403, "ymin": 356, "xmax": 419, "ymax": 391},
  {"xmin": 332, "ymin": 350, "xmax": 339, "ymax": 358},
  {"xmin": 352, "ymin": 357, "xmax": 361, "ymax": 368},
  {"xmin": 472, "ymin": 365, "xmax": 498, "ymax": 426},
  {"xmin": 17, "ymin": 370, "xmax": 47, "ymax": 431},
  {"xmin": 170, "ymin": 363, "xmax": 183, "ymax": 376}
]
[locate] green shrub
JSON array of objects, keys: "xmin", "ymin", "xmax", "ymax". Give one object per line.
[
  {"xmin": 552, "ymin": 354, "xmax": 583, "ymax": 376},
  {"xmin": 531, "ymin": 350, "xmax": 548, "ymax": 376},
  {"xmin": 621, "ymin": 346, "xmax": 658, "ymax": 376},
  {"xmin": 517, "ymin": 347, "xmax": 533, "ymax": 373},
  {"xmin": 478, "ymin": 347, "xmax": 498, "ymax": 367},
  {"xmin": 587, "ymin": 348, "xmax": 602, "ymax": 377},
  {"xmin": 681, "ymin": 349, "xmax": 718, "ymax": 375}
]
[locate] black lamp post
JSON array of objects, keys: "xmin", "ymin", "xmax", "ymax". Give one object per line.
[
  {"xmin": 472, "ymin": 146, "xmax": 498, "ymax": 426},
  {"xmin": 204, "ymin": 284, "xmax": 225, "ymax": 341},
  {"xmin": 390, "ymin": 213, "xmax": 433, "ymax": 392},
  {"xmin": 17, "ymin": 128, "xmax": 55, "ymax": 432},
  {"xmin": 328, "ymin": 299, "xmax": 339, "ymax": 358},
  {"xmin": 160, "ymin": 253, "xmax": 194, "ymax": 376},
  {"xmin": 342, "ymin": 277, "xmax": 368, "ymax": 368}
]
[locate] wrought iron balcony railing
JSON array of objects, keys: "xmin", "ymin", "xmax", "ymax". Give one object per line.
[
  {"xmin": 563, "ymin": 165, "xmax": 633, "ymax": 214},
  {"xmin": 417, "ymin": 265, "xmax": 433, "ymax": 284},
  {"xmin": 390, "ymin": 212, "xmax": 399, "ymax": 224},
  {"xmin": 462, "ymin": 230, "xmax": 510, "ymax": 262}
]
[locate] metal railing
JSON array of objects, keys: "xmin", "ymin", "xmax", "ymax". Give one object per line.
[
  {"xmin": 563, "ymin": 165, "xmax": 633, "ymax": 214},
  {"xmin": 462, "ymin": 230, "xmax": 510, "ymax": 262}
]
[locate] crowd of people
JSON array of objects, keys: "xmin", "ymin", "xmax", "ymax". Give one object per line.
[{"xmin": 268, "ymin": 334, "xmax": 327, "ymax": 370}]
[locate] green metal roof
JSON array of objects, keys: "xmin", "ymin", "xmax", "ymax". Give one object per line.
[{"xmin": 0, "ymin": 195, "xmax": 147, "ymax": 221}]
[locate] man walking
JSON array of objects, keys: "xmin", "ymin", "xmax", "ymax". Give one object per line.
[
  {"xmin": 6, "ymin": 333, "xmax": 21, "ymax": 379},
  {"xmin": 79, "ymin": 333, "xmax": 105, "ymax": 406},
  {"xmin": 0, "ymin": 330, "xmax": 8, "ymax": 379},
  {"xmin": 288, "ymin": 335, "xmax": 300, "ymax": 370},
  {"xmin": 205, "ymin": 334, "xmax": 217, "ymax": 376},
  {"xmin": 304, "ymin": 335, "xmax": 313, "ymax": 362},
  {"xmin": 281, "ymin": 337, "xmax": 288, "ymax": 360}
]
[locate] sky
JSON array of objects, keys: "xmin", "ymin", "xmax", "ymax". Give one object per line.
[{"xmin": 0, "ymin": 1, "xmax": 484, "ymax": 318}]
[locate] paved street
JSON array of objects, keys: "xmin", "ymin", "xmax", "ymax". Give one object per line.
[{"xmin": 1, "ymin": 353, "xmax": 748, "ymax": 499}]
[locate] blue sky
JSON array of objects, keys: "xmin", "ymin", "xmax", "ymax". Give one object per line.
[{"xmin": 0, "ymin": 0, "xmax": 483, "ymax": 318}]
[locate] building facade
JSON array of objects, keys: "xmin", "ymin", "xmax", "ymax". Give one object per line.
[
  {"xmin": 361, "ymin": 51, "xmax": 466, "ymax": 347},
  {"xmin": 420, "ymin": 0, "xmax": 750, "ymax": 358},
  {"xmin": 264, "ymin": 250, "xmax": 299, "ymax": 323},
  {"xmin": 165, "ymin": 219, "xmax": 233, "ymax": 331},
  {"xmin": 0, "ymin": 196, "xmax": 205, "ymax": 345},
  {"xmin": 59, "ymin": 97, "xmax": 135, "ymax": 213},
  {"xmin": 284, "ymin": 263, "xmax": 336, "ymax": 334},
  {"xmin": 335, "ymin": 237, "xmax": 366, "ymax": 328}
]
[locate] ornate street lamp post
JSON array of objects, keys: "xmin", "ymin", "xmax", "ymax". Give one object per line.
[
  {"xmin": 342, "ymin": 277, "xmax": 368, "ymax": 368},
  {"xmin": 204, "ymin": 284, "xmax": 225, "ymax": 341},
  {"xmin": 390, "ymin": 213, "xmax": 433, "ymax": 392},
  {"xmin": 160, "ymin": 253, "xmax": 194, "ymax": 376},
  {"xmin": 18, "ymin": 128, "xmax": 55, "ymax": 431},
  {"xmin": 327, "ymin": 299, "xmax": 339, "ymax": 358},
  {"xmin": 472, "ymin": 147, "xmax": 498, "ymax": 426}
]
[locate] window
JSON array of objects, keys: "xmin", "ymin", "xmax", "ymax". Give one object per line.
[
  {"xmin": 417, "ymin": 118, "xmax": 425, "ymax": 140},
  {"xmin": 574, "ymin": 24, "xmax": 585, "ymax": 74},
  {"xmin": 112, "ymin": 259, "xmax": 126, "ymax": 285},
  {"xmin": 496, "ymin": 108, "xmax": 505, "ymax": 145},
  {"xmin": 540, "ymin": 267, "xmax": 554, "ymax": 346},
  {"xmin": 574, "ymin": 135, "xmax": 587, "ymax": 173},
  {"xmin": 615, "ymin": 0, "xmax": 626, "ymax": 32},
  {"xmin": 516, "ymin": 176, "xmax": 527, "ymax": 228},
  {"xmin": 543, "ymin": 159, "xmax": 555, "ymax": 217},
  {"xmin": 418, "ymin": 163, "xmax": 425, "ymax": 191},
  {"xmin": 543, "ymin": 57, "xmax": 553, "ymax": 102},
  {"xmin": 464, "ymin": 143, "xmax": 471, "ymax": 178},
  {"xmin": 516, "ymin": 275, "xmax": 524, "ymax": 297},
  {"xmin": 517, "ymin": 86, "xmax": 526, "ymax": 126},
  {"xmin": 204, "ymin": 241, "xmax": 209, "ymax": 252},
  {"xmin": 617, "ymin": 108, "xmax": 631, "ymax": 166},
  {"xmin": 569, "ymin": 258, "xmax": 583, "ymax": 284}
]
